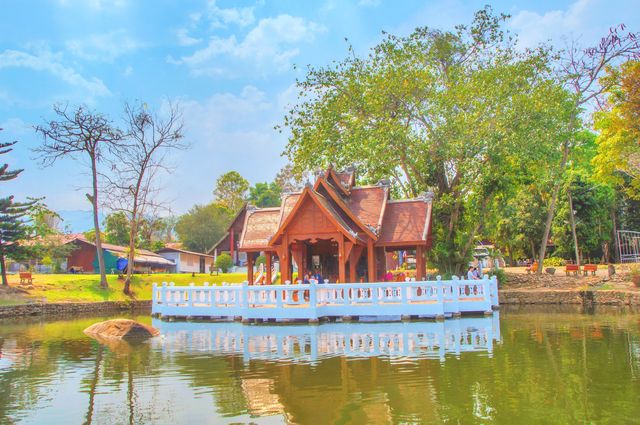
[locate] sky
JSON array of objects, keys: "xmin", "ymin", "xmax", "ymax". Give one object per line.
[{"xmin": 1, "ymin": 0, "xmax": 639, "ymax": 229}]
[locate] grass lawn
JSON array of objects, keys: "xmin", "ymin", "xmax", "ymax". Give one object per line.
[{"xmin": 3, "ymin": 272, "xmax": 247, "ymax": 303}]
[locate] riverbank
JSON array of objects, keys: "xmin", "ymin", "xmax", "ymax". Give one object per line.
[
  {"xmin": 0, "ymin": 300, "xmax": 151, "ymax": 319},
  {"xmin": 0, "ymin": 272, "xmax": 247, "ymax": 304}
]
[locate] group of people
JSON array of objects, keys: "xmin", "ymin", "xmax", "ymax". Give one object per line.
[
  {"xmin": 303, "ymin": 270, "xmax": 324, "ymax": 284},
  {"xmin": 467, "ymin": 266, "xmax": 483, "ymax": 280}
]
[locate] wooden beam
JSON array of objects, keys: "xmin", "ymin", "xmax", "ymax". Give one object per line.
[
  {"xmin": 349, "ymin": 245, "xmax": 364, "ymax": 283},
  {"xmin": 247, "ymin": 252, "xmax": 254, "ymax": 285},
  {"xmin": 229, "ymin": 231, "xmax": 235, "ymax": 265},
  {"xmin": 338, "ymin": 235, "xmax": 346, "ymax": 283},
  {"xmin": 416, "ymin": 245, "xmax": 425, "ymax": 280},
  {"xmin": 367, "ymin": 238, "xmax": 376, "ymax": 282},
  {"xmin": 266, "ymin": 252, "xmax": 272, "ymax": 285}
]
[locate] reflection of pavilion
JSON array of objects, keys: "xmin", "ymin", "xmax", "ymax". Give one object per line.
[{"xmin": 152, "ymin": 314, "xmax": 500, "ymax": 363}]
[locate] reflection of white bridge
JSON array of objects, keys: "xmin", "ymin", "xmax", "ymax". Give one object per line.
[
  {"xmin": 152, "ymin": 314, "xmax": 501, "ymax": 362},
  {"xmin": 152, "ymin": 277, "xmax": 499, "ymax": 322}
]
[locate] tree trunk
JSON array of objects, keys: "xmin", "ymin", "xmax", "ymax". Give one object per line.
[
  {"xmin": 91, "ymin": 156, "xmax": 108, "ymax": 289},
  {"xmin": 537, "ymin": 141, "xmax": 570, "ymax": 275},
  {"xmin": 611, "ymin": 206, "xmax": 618, "ymax": 263},
  {"xmin": 567, "ymin": 189, "xmax": 581, "ymax": 266},
  {"xmin": 124, "ymin": 216, "xmax": 137, "ymax": 295},
  {"xmin": 0, "ymin": 250, "xmax": 7, "ymax": 286},
  {"xmin": 83, "ymin": 344, "xmax": 104, "ymax": 425}
]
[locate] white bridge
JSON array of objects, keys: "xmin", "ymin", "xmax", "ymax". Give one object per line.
[
  {"xmin": 152, "ymin": 315, "xmax": 501, "ymax": 362},
  {"xmin": 152, "ymin": 276, "xmax": 499, "ymax": 322}
]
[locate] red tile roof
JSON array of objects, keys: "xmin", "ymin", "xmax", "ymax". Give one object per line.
[
  {"xmin": 376, "ymin": 200, "xmax": 431, "ymax": 246},
  {"xmin": 348, "ymin": 186, "xmax": 388, "ymax": 231},
  {"xmin": 237, "ymin": 167, "xmax": 431, "ymax": 250},
  {"xmin": 240, "ymin": 208, "xmax": 281, "ymax": 249}
]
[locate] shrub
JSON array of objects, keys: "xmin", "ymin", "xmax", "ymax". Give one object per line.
[
  {"xmin": 215, "ymin": 253, "xmax": 233, "ymax": 273},
  {"xmin": 630, "ymin": 266, "xmax": 640, "ymax": 288},
  {"xmin": 488, "ymin": 268, "xmax": 507, "ymax": 287},
  {"xmin": 255, "ymin": 255, "xmax": 266, "ymax": 267},
  {"xmin": 544, "ymin": 257, "xmax": 566, "ymax": 267}
]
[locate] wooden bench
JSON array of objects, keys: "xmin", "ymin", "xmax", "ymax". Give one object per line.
[
  {"xmin": 565, "ymin": 264, "xmax": 580, "ymax": 276},
  {"xmin": 583, "ymin": 264, "xmax": 598, "ymax": 276},
  {"xmin": 19, "ymin": 272, "xmax": 33, "ymax": 284}
]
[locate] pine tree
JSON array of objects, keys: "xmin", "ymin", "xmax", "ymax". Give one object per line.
[{"xmin": 0, "ymin": 135, "xmax": 34, "ymax": 285}]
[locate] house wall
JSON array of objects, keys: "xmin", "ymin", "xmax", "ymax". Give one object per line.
[
  {"xmin": 179, "ymin": 252, "xmax": 214, "ymax": 273},
  {"xmin": 158, "ymin": 252, "xmax": 181, "ymax": 272},
  {"xmin": 67, "ymin": 243, "xmax": 96, "ymax": 272}
]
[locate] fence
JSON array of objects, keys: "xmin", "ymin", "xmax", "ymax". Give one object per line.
[
  {"xmin": 152, "ymin": 276, "xmax": 499, "ymax": 321},
  {"xmin": 617, "ymin": 230, "xmax": 640, "ymax": 263}
]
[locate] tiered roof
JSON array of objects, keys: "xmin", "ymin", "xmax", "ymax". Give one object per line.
[{"xmin": 237, "ymin": 166, "xmax": 433, "ymax": 251}]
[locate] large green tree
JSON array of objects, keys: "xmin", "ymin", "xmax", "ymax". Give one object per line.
[
  {"xmin": 281, "ymin": 7, "xmax": 571, "ymax": 273},
  {"xmin": 175, "ymin": 203, "xmax": 231, "ymax": 254},
  {"xmin": 593, "ymin": 60, "xmax": 640, "ymax": 200},
  {"xmin": 213, "ymin": 171, "xmax": 249, "ymax": 214},
  {"xmin": 248, "ymin": 182, "xmax": 282, "ymax": 208},
  {"xmin": 0, "ymin": 134, "xmax": 34, "ymax": 285}
]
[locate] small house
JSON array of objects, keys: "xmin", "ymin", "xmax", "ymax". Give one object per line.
[
  {"xmin": 156, "ymin": 247, "xmax": 215, "ymax": 273},
  {"xmin": 65, "ymin": 237, "xmax": 175, "ymax": 273}
]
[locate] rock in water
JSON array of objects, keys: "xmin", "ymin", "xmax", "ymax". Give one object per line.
[{"xmin": 84, "ymin": 319, "xmax": 159, "ymax": 340}]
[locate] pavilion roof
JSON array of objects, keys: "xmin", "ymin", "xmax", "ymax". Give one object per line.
[{"xmin": 237, "ymin": 167, "xmax": 432, "ymax": 251}]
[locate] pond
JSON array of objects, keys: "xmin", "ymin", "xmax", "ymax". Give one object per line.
[{"xmin": 0, "ymin": 307, "xmax": 639, "ymax": 424}]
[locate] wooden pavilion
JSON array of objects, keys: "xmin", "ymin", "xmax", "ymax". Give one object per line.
[{"xmin": 231, "ymin": 166, "xmax": 432, "ymax": 284}]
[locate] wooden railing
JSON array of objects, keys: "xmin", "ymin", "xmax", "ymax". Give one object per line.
[{"xmin": 152, "ymin": 276, "xmax": 499, "ymax": 321}]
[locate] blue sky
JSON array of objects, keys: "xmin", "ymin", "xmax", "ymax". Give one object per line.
[{"xmin": 1, "ymin": 0, "xmax": 638, "ymax": 226}]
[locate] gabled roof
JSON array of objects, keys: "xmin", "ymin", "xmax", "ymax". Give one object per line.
[
  {"xmin": 348, "ymin": 185, "xmax": 388, "ymax": 234},
  {"xmin": 239, "ymin": 208, "xmax": 281, "ymax": 250},
  {"xmin": 376, "ymin": 199, "xmax": 432, "ymax": 247},
  {"xmin": 268, "ymin": 187, "xmax": 361, "ymax": 246},
  {"xmin": 235, "ymin": 166, "xmax": 432, "ymax": 251},
  {"xmin": 313, "ymin": 177, "xmax": 378, "ymax": 240}
]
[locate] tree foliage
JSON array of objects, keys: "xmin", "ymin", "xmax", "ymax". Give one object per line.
[
  {"xmin": 0, "ymin": 132, "xmax": 35, "ymax": 285},
  {"xmin": 593, "ymin": 60, "xmax": 640, "ymax": 199},
  {"xmin": 175, "ymin": 203, "xmax": 231, "ymax": 254},
  {"xmin": 281, "ymin": 7, "xmax": 572, "ymax": 273},
  {"xmin": 213, "ymin": 171, "xmax": 248, "ymax": 214},
  {"xmin": 248, "ymin": 182, "xmax": 282, "ymax": 207}
]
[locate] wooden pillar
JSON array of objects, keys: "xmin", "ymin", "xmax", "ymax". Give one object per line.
[
  {"xmin": 367, "ymin": 239, "xmax": 376, "ymax": 283},
  {"xmin": 229, "ymin": 231, "xmax": 235, "ymax": 266},
  {"xmin": 266, "ymin": 252, "xmax": 272, "ymax": 285},
  {"xmin": 416, "ymin": 245, "xmax": 425, "ymax": 280},
  {"xmin": 349, "ymin": 250, "xmax": 357, "ymax": 283},
  {"xmin": 247, "ymin": 252, "xmax": 254, "ymax": 284},
  {"xmin": 281, "ymin": 234, "xmax": 290, "ymax": 283},
  {"xmin": 338, "ymin": 235, "xmax": 346, "ymax": 284}
]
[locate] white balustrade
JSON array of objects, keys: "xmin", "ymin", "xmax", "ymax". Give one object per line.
[{"xmin": 152, "ymin": 276, "xmax": 499, "ymax": 320}]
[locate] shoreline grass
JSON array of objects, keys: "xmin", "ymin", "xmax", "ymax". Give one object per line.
[{"xmin": 2, "ymin": 273, "xmax": 247, "ymax": 303}]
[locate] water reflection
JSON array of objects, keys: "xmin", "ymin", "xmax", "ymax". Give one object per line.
[
  {"xmin": 152, "ymin": 314, "xmax": 501, "ymax": 363},
  {"xmin": 0, "ymin": 308, "xmax": 639, "ymax": 424}
]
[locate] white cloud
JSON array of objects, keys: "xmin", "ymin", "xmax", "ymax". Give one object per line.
[
  {"xmin": 66, "ymin": 30, "xmax": 141, "ymax": 61},
  {"xmin": 207, "ymin": 0, "xmax": 255, "ymax": 28},
  {"xmin": 0, "ymin": 48, "xmax": 110, "ymax": 97},
  {"xmin": 163, "ymin": 86, "xmax": 287, "ymax": 211},
  {"xmin": 509, "ymin": 0, "xmax": 601, "ymax": 48},
  {"xmin": 176, "ymin": 28, "xmax": 202, "ymax": 46},
  {"xmin": 175, "ymin": 14, "xmax": 325, "ymax": 74}
]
